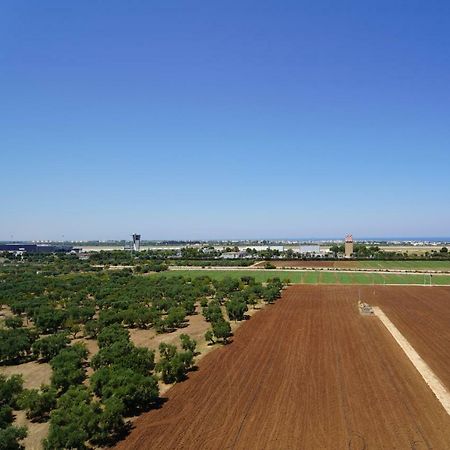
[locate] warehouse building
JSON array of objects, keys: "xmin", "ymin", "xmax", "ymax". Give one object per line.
[{"xmin": 0, "ymin": 243, "xmax": 75, "ymax": 254}]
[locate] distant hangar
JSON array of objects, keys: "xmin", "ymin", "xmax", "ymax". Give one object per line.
[{"xmin": 0, "ymin": 243, "xmax": 75, "ymax": 253}]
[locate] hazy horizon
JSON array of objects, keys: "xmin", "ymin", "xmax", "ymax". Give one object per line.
[{"xmin": 2, "ymin": 236, "xmax": 450, "ymax": 244}]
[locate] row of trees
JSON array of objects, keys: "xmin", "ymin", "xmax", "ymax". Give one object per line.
[
  {"xmin": 0, "ymin": 374, "xmax": 27, "ymax": 450},
  {"xmin": 0, "ymin": 265, "xmax": 284, "ymax": 448},
  {"xmin": 202, "ymin": 276, "xmax": 285, "ymax": 344}
]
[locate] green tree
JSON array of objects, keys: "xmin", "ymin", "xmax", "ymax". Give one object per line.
[
  {"xmin": 0, "ymin": 405, "xmax": 13, "ymax": 428},
  {"xmin": 4, "ymin": 316, "xmax": 23, "ymax": 329},
  {"xmin": 97, "ymin": 324, "xmax": 129, "ymax": 348},
  {"xmin": 212, "ymin": 319, "xmax": 232, "ymax": 344},
  {"xmin": 262, "ymin": 286, "xmax": 281, "ymax": 304},
  {"xmin": 246, "ymin": 293, "xmax": 258, "ymax": 309},
  {"xmin": 0, "ymin": 374, "xmax": 23, "ymax": 408},
  {"xmin": 179, "ymin": 334, "xmax": 197, "ymax": 353},
  {"xmin": 0, "ymin": 328, "xmax": 36, "ymax": 364},
  {"xmin": 84, "ymin": 320, "xmax": 100, "ymax": 338},
  {"xmin": 50, "ymin": 344, "xmax": 88, "ymax": 392},
  {"xmin": 202, "ymin": 301, "xmax": 223, "ymax": 323},
  {"xmin": 226, "ymin": 298, "xmax": 248, "ymax": 321},
  {"xmin": 95, "ymin": 397, "xmax": 126, "ymax": 444},
  {"xmin": 17, "ymin": 385, "xmax": 57, "ymax": 421},
  {"xmin": 165, "ymin": 306, "xmax": 186, "ymax": 330},
  {"xmin": 91, "ymin": 340, "xmax": 155, "ymax": 375},
  {"xmin": 43, "ymin": 386, "xmax": 100, "ymax": 450},
  {"xmin": 205, "ymin": 329, "xmax": 214, "ymax": 345},
  {"xmin": 33, "ymin": 307, "xmax": 66, "ymax": 333},
  {"xmin": 0, "ymin": 426, "xmax": 27, "ymax": 450},
  {"xmin": 156, "ymin": 342, "xmax": 194, "ymax": 384},
  {"xmin": 64, "ymin": 319, "xmax": 82, "ymax": 339},
  {"xmin": 32, "ymin": 333, "xmax": 70, "ymax": 361},
  {"xmin": 90, "ymin": 367, "xmax": 159, "ymax": 415}
]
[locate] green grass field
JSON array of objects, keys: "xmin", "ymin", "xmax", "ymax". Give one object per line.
[{"xmin": 158, "ymin": 270, "xmax": 450, "ymax": 285}]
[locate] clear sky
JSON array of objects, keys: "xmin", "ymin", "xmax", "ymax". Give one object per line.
[{"xmin": 1, "ymin": 1, "xmax": 450, "ymax": 241}]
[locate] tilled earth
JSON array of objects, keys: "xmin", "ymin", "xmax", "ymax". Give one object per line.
[{"xmin": 116, "ymin": 285, "xmax": 450, "ymax": 450}]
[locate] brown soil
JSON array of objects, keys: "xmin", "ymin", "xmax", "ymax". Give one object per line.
[
  {"xmin": 14, "ymin": 410, "xmax": 49, "ymax": 450},
  {"xmin": 128, "ymin": 303, "xmax": 265, "ymax": 396},
  {"xmin": 116, "ymin": 285, "xmax": 450, "ymax": 450},
  {"xmin": 0, "ymin": 361, "xmax": 52, "ymax": 390},
  {"xmin": 253, "ymin": 260, "xmax": 359, "ymax": 268},
  {"xmin": 0, "ymin": 362, "xmax": 52, "ymax": 450},
  {"xmin": 360, "ymin": 285, "xmax": 450, "ymax": 391}
]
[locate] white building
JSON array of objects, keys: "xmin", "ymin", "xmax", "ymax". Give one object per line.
[{"xmin": 299, "ymin": 244, "xmax": 321, "ymax": 256}]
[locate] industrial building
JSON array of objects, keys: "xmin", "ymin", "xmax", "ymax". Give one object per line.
[
  {"xmin": 299, "ymin": 244, "xmax": 334, "ymax": 258},
  {"xmin": 0, "ymin": 243, "xmax": 75, "ymax": 254},
  {"xmin": 299, "ymin": 244, "xmax": 321, "ymax": 256}
]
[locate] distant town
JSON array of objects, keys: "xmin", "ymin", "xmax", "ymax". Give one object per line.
[{"xmin": 1, "ymin": 235, "xmax": 449, "ymax": 259}]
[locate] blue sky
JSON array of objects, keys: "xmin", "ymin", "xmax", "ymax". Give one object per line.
[{"xmin": 1, "ymin": 1, "xmax": 450, "ymax": 240}]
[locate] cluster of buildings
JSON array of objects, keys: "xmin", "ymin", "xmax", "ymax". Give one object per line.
[
  {"xmin": 299, "ymin": 234, "xmax": 354, "ymax": 258},
  {"xmin": 0, "ymin": 243, "xmax": 77, "ymax": 254},
  {"xmin": 1, "ymin": 234, "xmax": 356, "ymax": 259}
]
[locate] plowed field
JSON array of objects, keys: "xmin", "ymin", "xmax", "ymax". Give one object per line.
[
  {"xmin": 361, "ymin": 285, "xmax": 450, "ymax": 391},
  {"xmin": 116, "ymin": 286, "xmax": 450, "ymax": 450},
  {"xmin": 253, "ymin": 260, "xmax": 350, "ymax": 268}
]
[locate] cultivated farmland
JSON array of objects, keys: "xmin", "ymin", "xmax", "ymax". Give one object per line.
[
  {"xmin": 253, "ymin": 259, "xmax": 450, "ymax": 271},
  {"xmin": 117, "ymin": 285, "xmax": 450, "ymax": 450},
  {"xmin": 362, "ymin": 285, "xmax": 450, "ymax": 391},
  {"xmin": 162, "ymin": 269, "xmax": 450, "ymax": 285}
]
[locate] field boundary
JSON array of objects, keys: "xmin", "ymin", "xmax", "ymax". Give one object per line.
[
  {"xmin": 170, "ymin": 265, "xmax": 450, "ymax": 275},
  {"xmin": 374, "ymin": 306, "xmax": 450, "ymax": 416}
]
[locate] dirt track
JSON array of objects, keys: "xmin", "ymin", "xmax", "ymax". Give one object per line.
[
  {"xmin": 362, "ymin": 285, "xmax": 450, "ymax": 391},
  {"xmin": 116, "ymin": 286, "xmax": 450, "ymax": 450}
]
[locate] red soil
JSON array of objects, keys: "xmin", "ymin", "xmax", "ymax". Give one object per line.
[
  {"xmin": 116, "ymin": 286, "xmax": 450, "ymax": 450},
  {"xmin": 362, "ymin": 285, "xmax": 450, "ymax": 391},
  {"xmin": 253, "ymin": 260, "xmax": 359, "ymax": 268}
]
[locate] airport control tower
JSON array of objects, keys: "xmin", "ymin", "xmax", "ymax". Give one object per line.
[
  {"xmin": 344, "ymin": 234, "xmax": 353, "ymax": 258},
  {"xmin": 132, "ymin": 234, "xmax": 141, "ymax": 252}
]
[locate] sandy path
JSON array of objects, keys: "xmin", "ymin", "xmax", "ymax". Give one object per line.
[{"xmin": 374, "ymin": 306, "xmax": 450, "ymax": 416}]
